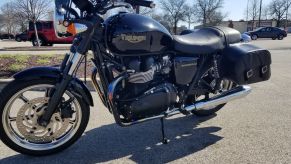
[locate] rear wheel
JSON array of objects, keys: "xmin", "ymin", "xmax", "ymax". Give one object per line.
[
  {"xmin": 272, "ymin": 37, "xmax": 277, "ymax": 40},
  {"xmin": 190, "ymin": 68, "xmax": 236, "ymax": 117},
  {"xmin": 0, "ymin": 79, "xmax": 90, "ymax": 156}
]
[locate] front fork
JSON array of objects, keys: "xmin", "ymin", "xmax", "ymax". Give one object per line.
[{"xmin": 39, "ymin": 52, "xmax": 84, "ymax": 126}]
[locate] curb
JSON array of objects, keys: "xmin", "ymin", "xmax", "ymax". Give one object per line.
[
  {"xmin": 0, "ymin": 78, "xmax": 95, "ymax": 91},
  {"xmin": 0, "ymin": 47, "xmax": 69, "ymax": 52}
]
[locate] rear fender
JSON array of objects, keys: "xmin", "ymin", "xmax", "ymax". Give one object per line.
[{"xmin": 13, "ymin": 67, "xmax": 94, "ymax": 106}]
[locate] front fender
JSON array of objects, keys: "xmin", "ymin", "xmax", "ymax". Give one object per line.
[{"xmin": 13, "ymin": 67, "xmax": 94, "ymax": 106}]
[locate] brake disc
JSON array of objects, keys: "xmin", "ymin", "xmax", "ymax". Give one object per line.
[{"xmin": 16, "ymin": 97, "xmax": 70, "ymax": 143}]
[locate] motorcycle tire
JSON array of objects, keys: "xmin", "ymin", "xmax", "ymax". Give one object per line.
[{"xmin": 0, "ymin": 78, "xmax": 90, "ymax": 156}]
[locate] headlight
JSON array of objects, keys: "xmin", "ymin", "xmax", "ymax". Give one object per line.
[{"xmin": 54, "ymin": 0, "xmax": 88, "ymax": 38}]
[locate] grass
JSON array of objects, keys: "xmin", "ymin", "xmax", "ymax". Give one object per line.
[
  {"xmin": 36, "ymin": 58, "xmax": 51, "ymax": 65},
  {"xmin": 9, "ymin": 64, "xmax": 26, "ymax": 72},
  {"xmin": 0, "ymin": 54, "xmax": 65, "ymax": 78},
  {"xmin": 0, "ymin": 54, "xmax": 93, "ymax": 79}
]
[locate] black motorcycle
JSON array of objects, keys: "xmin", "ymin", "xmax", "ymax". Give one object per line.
[{"xmin": 0, "ymin": 0, "xmax": 272, "ymax": 156}]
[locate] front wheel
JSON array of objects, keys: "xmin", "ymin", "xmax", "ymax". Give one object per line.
[
  {"xmin": 32, "ymin": 37, "xmax": 45, "ymax": 46},
  {"xmin": 0, "ymin": 79, "xmax": 90, "ymax": 156},
  {"xmin": 16, "ymin": 37, "xmax": 22, "ymax": 42}
]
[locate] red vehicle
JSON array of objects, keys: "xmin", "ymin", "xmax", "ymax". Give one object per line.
[{"xmin": 28, "ymin": 21, "xmax": 74, "ymax": 46}]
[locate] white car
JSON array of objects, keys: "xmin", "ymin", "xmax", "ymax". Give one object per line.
[{"xmin": 241, "ymin": 32, "xmax": 252, "ymax": 42}]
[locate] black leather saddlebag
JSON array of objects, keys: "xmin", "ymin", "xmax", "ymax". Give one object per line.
[{"xmin": 220, "ymin": 44, "xmax": 271, "ymax": 85}]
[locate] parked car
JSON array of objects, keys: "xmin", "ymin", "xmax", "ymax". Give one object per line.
[
  {"xmin": 15, "ymin": 31, "xmax": 28, "ymax": 42},
  {"xmin": 0, "ymin": 33, "xmax": 15, "ymax": 40},
  {"xmin": 247, "ymin": 27, "xmax": 287, "ymax": 40},
  {"xmin": 241, "ymin": 32, "xmax": 251, "ymax": 42},
  {"xmin": 28, "ymin": 21, "xmax": 74, "ymax": 46}
]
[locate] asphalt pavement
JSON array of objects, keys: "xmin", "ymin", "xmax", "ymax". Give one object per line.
[{"xmin": 1, "ymin": 37, "xmax": 291, "ymax": 163}]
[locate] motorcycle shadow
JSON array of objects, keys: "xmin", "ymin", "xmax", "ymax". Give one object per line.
[{"xmin": 1, "ymin": 114, "xmax": 222, "ymax": 163}]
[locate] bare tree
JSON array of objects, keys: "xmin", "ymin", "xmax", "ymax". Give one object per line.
[
  {"xmin": 13, "ymin": 0, "xmax": 52, "ymax": 46},
  {"xmin": 139, "ymin": 7, "xmax": 154, "ymax": 16},
  {"xmin": 208, "ymin": 11, "xmax": 225, "ymax": 26},
  {"xmin": 12, "ymin": 9, "xmax": 30, "ymax": 33},
  {"xmin": 152, "ymin": 14, "xmax": 172, "ymax": 32},
  {"xmin": 261, "ymin": 5, "xmax": 270, "ymax": 20},
  {"xmin": 183, "ymin": 5, "xmax": 196, "ymax": 29},
  {"xmin": 0, "ymin": 14, "xmax": 4, "ymax": 31},
  {"xmin": 160, "ymin": 0, "xmax": 187, "ymax": 34},
  {"xmin": 269, "ymin": 0, "xmax": 288, "ymax": 27},
  {"xmin": 194, "ymin": 0, "xmax": 225, "ymax": 26},
  {"xmin": 284, "ymin": 0, "xmax": 291, "ymax": 28},
  {"xmin": 246, "ymin": 0, "xmax": 260, "ymax": 30},
  {"xmin": 0, "ymin": 2, "xmax": 17, "ymax": 36}
]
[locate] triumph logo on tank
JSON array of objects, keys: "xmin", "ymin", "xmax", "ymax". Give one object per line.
[{"xmin": 120, "ymin": 34, "xmax": 146, "ymax": 43}]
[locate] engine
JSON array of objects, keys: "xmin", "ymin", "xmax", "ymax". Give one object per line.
[{"xmin": 116, "ymin": 56, "xmax": 178, "ymax": 121}]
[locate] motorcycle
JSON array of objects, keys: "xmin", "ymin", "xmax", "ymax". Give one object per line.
[{"xmin": 0, "ymin": 0, "xmax": 272, "ymax": 156}]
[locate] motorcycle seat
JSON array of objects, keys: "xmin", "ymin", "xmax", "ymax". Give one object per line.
[{"xmin": 173, "ymin": 26, "xmax": 241, "ymax": 55}]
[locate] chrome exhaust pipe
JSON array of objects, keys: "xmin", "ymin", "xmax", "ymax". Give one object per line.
[{"xmin": 185, "ymin": 85, "xmax": 252, "ymax": 112}]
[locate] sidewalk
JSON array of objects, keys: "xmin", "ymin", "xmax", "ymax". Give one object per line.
[{"xmin": 0, "ymin": 40, "xmax": 70, "ymax": 55}]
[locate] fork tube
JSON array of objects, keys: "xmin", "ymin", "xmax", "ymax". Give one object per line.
[{"xmin": 39, "ymin": 52, "xmax": 83, "ymax": 126}]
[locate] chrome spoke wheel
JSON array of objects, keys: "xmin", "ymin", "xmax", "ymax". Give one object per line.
[{"xmin": 2, "ymin": 84, "xmax": 82, "ymax": 151}]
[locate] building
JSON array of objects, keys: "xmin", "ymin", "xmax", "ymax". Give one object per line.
[{"xmin": 219, "ymin": 20, "xmax": 278, "ymax": 33}]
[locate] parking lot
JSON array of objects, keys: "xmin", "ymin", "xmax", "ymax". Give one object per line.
[{"xmin": 0, "ymin": 37, "xmax": 291, "ymax": 163}]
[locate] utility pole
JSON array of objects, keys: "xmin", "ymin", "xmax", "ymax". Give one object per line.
[{"xmin": 258, "ymin": 0, "xmax": 263, "ymax": 27}]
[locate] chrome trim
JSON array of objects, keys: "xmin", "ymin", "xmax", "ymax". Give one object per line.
[
  {"xmin": 185, "ymin": 85, "xmax": 252, "ymax": 112},
  {"xmin": 66, "ymin": 52, "xmax": 74, "ymax": 65},
  {"xmin": 68, "ymin": 52, "xmax": 83, "ymax": 75}
]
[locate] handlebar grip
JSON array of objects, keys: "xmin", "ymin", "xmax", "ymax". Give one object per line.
[{"xmin": 124, "ymin": 0, "xmax": 156, "ymax": 8}]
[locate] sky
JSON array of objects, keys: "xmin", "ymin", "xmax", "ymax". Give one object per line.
[
  {"xmin": 223, "ymin": 0, "xmax": 272, "ymax": 20},
  {"xmin": 0, "ymin": 0, "xmax": 273, "ymax": 21}
]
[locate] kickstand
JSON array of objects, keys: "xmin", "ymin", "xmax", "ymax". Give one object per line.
[{"xmin": 160, "ymin": 118, "xmax": 169, "ymax": 144}]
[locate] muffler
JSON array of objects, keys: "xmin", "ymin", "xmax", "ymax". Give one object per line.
[{"xmin": 185, "ymin": 85, "xmax": 252, "ymax": 111}]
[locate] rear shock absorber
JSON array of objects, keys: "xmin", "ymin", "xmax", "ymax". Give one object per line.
[
  {"xmin": 213, "ymin": 55, "xmax": 222, "ymax": 91},
  {"xmin": 213, "ymin": 55, "xmax": 220, "ymax": 79}
]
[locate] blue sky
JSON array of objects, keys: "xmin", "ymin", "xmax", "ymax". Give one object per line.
[
  {"xmin": 0, "ymin": 0, "xmax": 272, "ymax": 21},
  {"xmin": 223, "ymin": 0, "xmax": 272, "ymax": 20}
]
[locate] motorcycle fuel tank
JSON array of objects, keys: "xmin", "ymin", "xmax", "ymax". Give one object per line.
[{"xmin": 104, "ymin": 13, "xmax": 173, "ymax": 56}]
